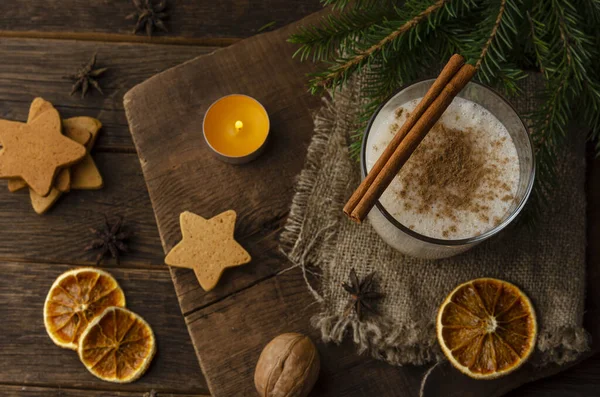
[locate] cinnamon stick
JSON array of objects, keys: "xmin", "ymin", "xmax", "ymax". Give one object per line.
[
  {"xmin": 347, "ymin": 63, "xmax": 477, "ymax": 223},
  {"xmin": 343, "ymin": 54, "xmax": 465, "ymax": 219}
]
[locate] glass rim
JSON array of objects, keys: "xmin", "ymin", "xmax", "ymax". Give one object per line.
[{"xmin": 360, "ymin": 79, "xmax": 536, "ymax": 246}]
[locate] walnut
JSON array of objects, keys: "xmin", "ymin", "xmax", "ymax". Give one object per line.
[{"xmin": 254, "ymin": 333, "xmax": 320, "ymax": 397}]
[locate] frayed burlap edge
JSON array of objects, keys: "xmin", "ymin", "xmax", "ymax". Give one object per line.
[
  {"xmin": 279, "ymin": 97, "xmax": 340, "ymax": 305},
  {"xmin": 279, "ymin": 82, "xmax": 590, "ymax": 367},
  {"xmin": 312, "ymin": 312, "xmax": 441, "ymax": 366},
  {"xmin": 279, "ymin": 88, "xmax": 447, "ymax": 366},
  {"xmin": 311, "ymin": 312, "xmax": 589, "ymax": 367}
]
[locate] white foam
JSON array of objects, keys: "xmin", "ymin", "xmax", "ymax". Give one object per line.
[{"xmin": 365, "ymin": 97, "xmax": 520, "ymax": 240}]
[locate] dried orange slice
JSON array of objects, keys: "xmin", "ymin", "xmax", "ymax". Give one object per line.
[
  {"xmin": 78, "ymin": 306, "xmax": 156, "ymax": 383},
  {"xmin": 44, "ymin": 268, "xmax": 126, "ymax": 350},
  {"xmin": 437, "ymin": 278, "xmax": 537, "ymax": 379}
]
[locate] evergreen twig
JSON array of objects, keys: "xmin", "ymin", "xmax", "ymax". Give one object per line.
[
  {"xmin": 308, "ymin": 0, "xmax": 452, "ymax": 93},
  {"xmin": 291, "ymin": 0, "xmax": 600, "ymax": 223},
  {"xmin": 475, "ymin": 0, "xmax": 507, "ymax": 69}
]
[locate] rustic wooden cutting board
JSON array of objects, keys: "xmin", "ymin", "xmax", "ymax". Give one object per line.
[{"xmin": 124, "ymin": 10, "xmax": 597, "ymax": 397}]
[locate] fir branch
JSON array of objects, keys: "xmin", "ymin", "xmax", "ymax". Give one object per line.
[
  {"xmin": 289, "ymin": 6, "xmax": 390, "ymax": 62},
  {"xmin": 526, "ymin": 11, "xmax": 546, "ymax": 73},
  {"xmin": 475, "ymin": 0, "xmax": 507, "ymax": 69},
  {"xmin": 309, "ymin": 0, "xmax": 451, "ymax": 92},
  {"xmin": 463, "ymin": 0, "xmax": 525, "ymax": 95},
  {"xmin": 584, "ymin": 0, "xmax": 600, "ymax": 26},
  {"xmin": 291, "ymin": 0, "xmax": 600, "ymax": 223},
  {"xmin": 348, "ymin": 26, "xmax": 452, "ymax": 158},
  {"xmin": 522, "ymin": 0, "xmax": 596, "ymax": 220}
]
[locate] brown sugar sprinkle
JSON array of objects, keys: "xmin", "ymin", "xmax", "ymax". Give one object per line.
[{"xmin": 395, "ymin": 123, "xmax": 512, "ymax": 233}]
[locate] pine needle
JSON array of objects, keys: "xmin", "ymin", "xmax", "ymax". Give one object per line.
[{"xmin": 289, "ymin": 0, "xmax": 600, "ymax": 225}]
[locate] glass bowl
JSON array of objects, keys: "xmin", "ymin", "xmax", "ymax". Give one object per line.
[{"xmin": 360, "ymin": 80, "xmax": 535, "ymax": 259}]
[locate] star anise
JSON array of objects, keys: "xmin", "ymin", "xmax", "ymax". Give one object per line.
[
  {"xmin": 342, "ymin": 268, "xmax": 384, "ymax": 321},
  {"xmin": 68, "ymin": 53, "xmax": 107, "ymax": 98},
  {"xmin": 127, "ymin": 0, "xmax": 168, "ymax": 37},
  {"xmin": 84, "ymin": 216, "xmax": 133, "ymax": 265}
]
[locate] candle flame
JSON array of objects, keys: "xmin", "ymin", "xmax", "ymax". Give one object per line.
[{"xmin": 235, "ymin": 120, "xmax": 244, "ymax": 133}]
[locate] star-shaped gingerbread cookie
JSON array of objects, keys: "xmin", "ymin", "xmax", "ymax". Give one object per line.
[
  {"xmin": 0, "ymin": 106, "xmax": 86, "ymax": 196},
  {"xmin": 165, "ymin": 210, "xmax": 251, "ymax": 291},
  {"xmin": 7, "ymin": 98, "xmax": 79, "ymax": 193}
]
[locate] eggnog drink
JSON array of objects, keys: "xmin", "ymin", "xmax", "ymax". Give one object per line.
[{"xmin": 365, "ymin": 96, "xmax": 520, "ymax": 240}]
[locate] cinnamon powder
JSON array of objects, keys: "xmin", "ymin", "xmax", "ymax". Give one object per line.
[{"xmin": 394, "ymin": 123, "xmax": 508, "ymax": 234}]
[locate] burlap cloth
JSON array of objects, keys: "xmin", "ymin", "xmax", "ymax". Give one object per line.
[{"xmin": 280, "ymin": 76, "xmax": 589, "ymax": 367}]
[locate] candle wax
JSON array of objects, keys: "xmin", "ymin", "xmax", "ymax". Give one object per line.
[{"xmin": 204, "ymin": 95, "xmax": 269, "ymax": 157}]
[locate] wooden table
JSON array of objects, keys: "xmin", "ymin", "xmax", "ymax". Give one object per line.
[{"xmin": 0, "ymin": 1, "xmax": 598, "ymax": 396}]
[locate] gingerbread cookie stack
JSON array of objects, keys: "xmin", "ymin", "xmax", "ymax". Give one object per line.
[{"xmin": 0, "ymin": 98, "xmax": 104, "ymax": 214}]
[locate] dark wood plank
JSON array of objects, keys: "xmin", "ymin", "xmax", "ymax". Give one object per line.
[
  {"xmin": 419, "ymin": 356, "xmax": 593, "ymax": 397},
  {"xmin": 0, "ymin": 385, "xmax": 206, "ymax": 397},
  {"xmin": 585, "ymin": 154, "xmax": 600, "ymax": 342},
  {"xmin": 506, "ymin": 354, "xmax": 600, "ymax": 397},
  {"xmin": 185, "ymin": 267, "xmax": 425, "ymax": 396},
  {"xmin": 0, "ymin": 152, "xmax": 164, "ymax": 267},
  {"xmin": 0, "ymin": 38, "xmax": 216, "ymax": 151},
  {"xmin": 0, "ymin": 0, "xmax": 321, "ymax": 43},
  {"xmin": 126, "ymin": 10, "xmax": 600, "ymax": 396},
  {"xmin": 125, "ymin": 15, "xmax": 323, "ymax": 314},
  {"xmin": 0, "ymin": 4, "xmax": 594, "ymax": 397},
  {"xmin": 186, "ymin": 267, "xmax": 596, "ymax": 397},
  {"xmin": 170, "ymin": 226, "xmax": 288, "ymax": 316},
  {"xmin": 0, "ymin": 262, "xmax": 207, "ymax": 393}
]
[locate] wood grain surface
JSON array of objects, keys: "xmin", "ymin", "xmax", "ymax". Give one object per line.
[
  {"xmin": 0, "ymin": 15, "xmax": 218, "ymax": 395},
  {"xmin": 0, "ymin": 39, "xmax": 215, "ymax": 151},
  {"xmin": 505, "ymin": 356, "xmax": 600, "ymax": 397},
  {"xmin": 0, "ymin": 0, "xmax": 321, "ymax": 44},
  {"xmin": 0, "ymin": 385, "xmax": 204, "ymax": 397},
  {"xmin": 0, "ymin": 262, "xmax": 205, "ymax": 393},
  {"xmin": 0, "ymin": 1, "xmax": 597, "ymax": 396},
  {"xmin": 185, "ymin": 267, "xmax": 427, "ymax": 395},
  {"xmin": 126, "ymin": 10, "xmax": 600, "ymax": 397},
  {"xmin": 0, "ymin": 153, "xmax": 164, "ymax": 266},
  {"xmin": 124, "ymin": 16, "xmax": 323, "ymax": 313},
  {"xmin": 585, "ymin": 155, "xmax": 600, "ymax": 342}
]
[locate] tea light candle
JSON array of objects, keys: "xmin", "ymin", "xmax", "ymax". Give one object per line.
[{"xmin": 203, "ymin": 94, "xmax": 270, "ymax": 164}]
